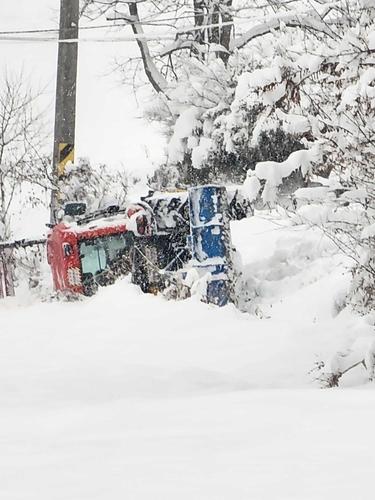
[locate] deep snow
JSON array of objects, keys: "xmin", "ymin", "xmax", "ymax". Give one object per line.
[{"xmin": 1, "ymin": 213, "xmax": 375, "ymax": 499}]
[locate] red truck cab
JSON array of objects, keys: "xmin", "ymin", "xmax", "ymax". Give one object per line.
[{"xmin": 47, "ymin": 206, "xmax": 150, "ymax": 296}]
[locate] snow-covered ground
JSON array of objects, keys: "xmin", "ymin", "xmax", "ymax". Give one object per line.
[{"xmin": 1, "ymin": 213, "xmax": 375, "ymax": 499}]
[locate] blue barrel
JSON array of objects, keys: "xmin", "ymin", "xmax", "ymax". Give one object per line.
[{"xmin": 188, "ymin": 185, "xmax": 232, "ymax": 306}]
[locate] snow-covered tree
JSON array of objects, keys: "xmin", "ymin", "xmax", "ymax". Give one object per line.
[
  {"xmin": 81, "ymin": 1, "xmax": 336, "ymax": 185},
  {"xmin": 82, "ymin": 0, "xmax": 375, "ymax": 311},
  {"xmin": 0, "ymin": 71, "xmax": 48, "ymax": 240},
  {"xmin": 58, "ymin": 157, "xmax": 129, "ymax": 212}
]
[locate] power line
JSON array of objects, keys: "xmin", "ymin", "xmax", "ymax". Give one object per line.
[
  {"xmin": 0, "ymin": 11, "xmax": 238, "ymax": 38},
  {"xmin": 0, "ymin": 25, "xmax": 105, "ymax": 35},
  {"xmin": 0, "ymin": 35, "xmax": 176, "ymax": 43},
  {"xmin": 0, "ymin": 19, "xmax": 237, "ymax": 44},
  {"xmin": 0, "ymin": 13, "xmax": 200, "ymax": 36}
]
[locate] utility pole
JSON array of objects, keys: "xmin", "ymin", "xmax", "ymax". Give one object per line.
[{"xmin": 50, "ymin": 0, "xmax": 79, "ymax": 224}]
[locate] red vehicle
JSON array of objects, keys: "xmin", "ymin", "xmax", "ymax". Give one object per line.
[{"xmin": 47, "ymin": 204, "xmax": 153, "ymax": 296}]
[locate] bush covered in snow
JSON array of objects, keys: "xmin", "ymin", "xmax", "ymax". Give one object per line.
[
  {"xmin": 147, "ymin": 58, "xmax": 310, "ymax": 189},
  {"xmin": 58, "ymin": 158, "xmax": 129, "ymax": 212}
]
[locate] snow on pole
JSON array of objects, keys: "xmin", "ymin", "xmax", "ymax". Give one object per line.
[{"xmin": 188, "ymin": 185, "xmax": 232, "ymax": 306}]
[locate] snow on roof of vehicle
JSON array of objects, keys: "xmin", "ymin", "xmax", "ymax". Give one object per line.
[{"xmin": 62, "ymin": 212, "xmax": 128, "ymax": 235}]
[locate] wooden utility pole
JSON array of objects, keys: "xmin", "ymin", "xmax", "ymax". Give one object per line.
[{"xmin": 50, "ymin": 0, "xmax": 79, "ymax": 224}]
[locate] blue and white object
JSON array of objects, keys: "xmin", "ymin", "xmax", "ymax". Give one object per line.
[{"xmin": 188, "ymin": 185, "xmax": 232, "ymax": 306}]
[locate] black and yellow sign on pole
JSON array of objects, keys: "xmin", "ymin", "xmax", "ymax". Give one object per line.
[{"xmin": 58, "ymin": 143, "xmax": 75, "ymax": 177}]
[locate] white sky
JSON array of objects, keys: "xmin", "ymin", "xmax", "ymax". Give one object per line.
[{"xmin": 0, "ymin": 0, "xmax": 165, "ymax": 176}]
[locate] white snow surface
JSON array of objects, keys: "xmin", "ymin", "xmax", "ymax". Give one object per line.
[
  {"xmin": 167, "ymin": 108, "xmax": 202, "ymax": 164},
  {"xmin": 361, "ymin": 222, "xmax": 375, "ymax": 239},
  {"xmin": 276, "ymin": 108, "xmax": 311, "ymax": 134},
  {"xmin": 255, "ymin": 147, "xmax": 320, "ymax": 185},
  {"xmin": 253, "ymin": 146, "xmax": 321, "ymax": 202},
  {"xmin": 294, "ymin": 186, "xmax": 331, "ymax": 201},
  {"xmin": 243, "ymin": 171, "xmax": 261, "ymax": 201},
  {"xmin": 1, "ymin": 213, "xmax": 375, "ymax": 499},
  {"xmin": 191, "ymin": 137, "xmax": 214, "ymax": 169},
  {"xmin": 296, "ymin": 54, "xmax": 323, "ymax": 73},
  {"xmin": 235, "ymin": 67, "xmax": 282, "ymax": 100}
]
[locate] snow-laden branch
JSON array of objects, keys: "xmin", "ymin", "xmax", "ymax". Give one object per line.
[
  {"xmin": 158, "ymin": 39, "xmax": 229, "ymax": 58},
  {"xmin": 158, "ymin": 39, "xmax": 200, "ymax": 57},
  {"xmin": 232, "ymin": 12, "xmax": 337, "ymax": 51},
  {"xmin": 242, "ymin": 146, "xmax": 322, "ymax": 204}
]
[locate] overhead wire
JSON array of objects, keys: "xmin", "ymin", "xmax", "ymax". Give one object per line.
[
  {"xmin": 0, "ymin": 7, "xmax": 245, "ymax": 44},
  {"xmin": 0, "ymin": 12, "xmax": 205, "ymax": 37},
  {"xmin": 0, "ymin": 19, "xmax": 236, "ymax": 44},
  {"xmin": 0, "ymin": 34, "xmax": 176, "ymax": 43},
  {"xmin": 0, "ymin": 1, "xmax": 291, "ymax": 44}
]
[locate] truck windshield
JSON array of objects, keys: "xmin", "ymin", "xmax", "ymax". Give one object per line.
[{"xmin": 79, "ymin": 232, "xmax": 133, "ymax": 277}]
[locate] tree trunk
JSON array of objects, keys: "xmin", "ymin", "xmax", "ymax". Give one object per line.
[
  {"xmin": 193, "ymin": 0, "xmax": 233, "ymax": 65},
  {"xmin": 128, "ymin": 2, "xmax": 169, "ymax": 96},
  {"xmin": 194, "ymin": 0, "xmax": 206, "ymax": 46},
  {"xmin": 210, "ymin": 3, "xmax": 220, "ymax": 46},
  {"xmin": 219, "ymin": 0, "xmax": 233, "ymax": 65}
]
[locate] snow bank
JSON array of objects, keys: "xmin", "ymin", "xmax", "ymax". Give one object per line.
[
  {"xmin": 295, "ymin": 203, "xmax": 364, "ymax": 226},
  {"xmin": 294, "ymin": 186, "xmax": 331, "ymax": 201},
  {"xmin": 0, "ymin": 213, "xmax": 372, "ymax": 500}
]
